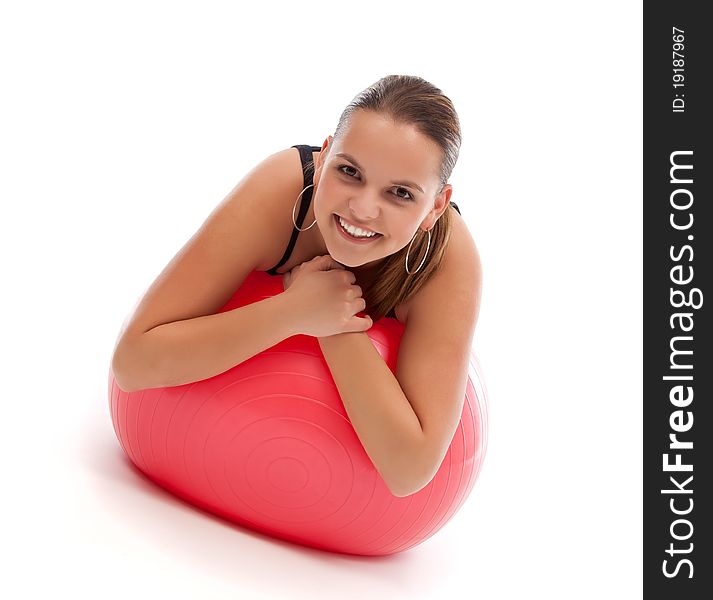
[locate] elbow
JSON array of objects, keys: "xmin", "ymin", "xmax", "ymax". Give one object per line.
[
  {"xmin": 111, "ymin": 332, "xmax": 169, "ymax": 393},
  {"xmin": 111, "ymin": 352, "xmax": 139, "ymax": 393},
  {"xmin": 388, "ymin": 477, "xmax": 430, "ymax": 498},
  {"xmin": 383, "ymin": 436, "xmax": 439, "ymax": 498},
  {"xmin": 385, "ymin": 464, "xmax": 436, "ymax": 498},
  {"xmin": 111, "ymin": 340, "xmax": 150, "ymax": 394},
  {"xmin": 389, "ymin": 484, "xmax": 418, "ymax": 499},
  {"xmin": 113, "ymin": 374, "xmax": 138, "ymax": 394}
]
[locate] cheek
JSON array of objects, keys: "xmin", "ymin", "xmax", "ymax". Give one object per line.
[
  {"xmin": 319, "ymin": 177, "xmax": 342, "ymax": 199},
  {"xmin": 315, "ymin": 180, "xmax": 343, "ymax": 214}
]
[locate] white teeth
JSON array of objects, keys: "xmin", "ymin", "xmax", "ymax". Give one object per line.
[{"xmin": 338, "ymin": 216, "xmax": 377, "ymax": 238}]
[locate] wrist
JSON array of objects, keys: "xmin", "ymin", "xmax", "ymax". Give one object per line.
[
  {"xmin": 319, "ymin": 331, "xmax": 363, "ymax": 347},
  {"xmin": 274, "ymin": 289, "xmax": 305, "ymax": 338}
]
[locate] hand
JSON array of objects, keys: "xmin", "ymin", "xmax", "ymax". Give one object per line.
[{"xmin": 282, "ymin": 254, "xmax": 372, "ymax": 337}]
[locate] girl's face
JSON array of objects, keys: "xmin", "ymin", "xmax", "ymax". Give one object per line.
[{"xmin": 312, "ymin": 110, "xmax": 452, "ymax": 271}]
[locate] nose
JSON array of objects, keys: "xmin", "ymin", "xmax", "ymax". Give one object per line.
[{"xmin": 348, "ymin": 194, "xmax": 380, "ymax": 222}]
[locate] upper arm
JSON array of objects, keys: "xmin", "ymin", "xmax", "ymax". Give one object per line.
[
  {"xmin": 395, "ymin": 222, "xmax": 482, "ymax": 487},
  {"xmin": 113, "ymin": 147, "xmax": 300, "ymax": 353}
]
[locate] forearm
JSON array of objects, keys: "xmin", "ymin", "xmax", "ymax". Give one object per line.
[
  {"xmin": 318, "ymin": 332, "xmax": 424, "ymax": 497},
  {"xmin": 112, "ymin": 293, "xmax": 299, "ymax": 392}
]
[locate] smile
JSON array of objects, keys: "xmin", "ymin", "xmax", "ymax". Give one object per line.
[{"xmin": 333, "ymin": 214, "xmax": 382, "ymax": 244}]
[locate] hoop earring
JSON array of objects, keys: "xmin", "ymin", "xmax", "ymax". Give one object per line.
[
  {"xmin": 292, "ymin": 184, "xmax": 317, "ymax": 231},
  {"xmin": 405, "ymin": 227, "xmax": 431, "ymax": 275}
]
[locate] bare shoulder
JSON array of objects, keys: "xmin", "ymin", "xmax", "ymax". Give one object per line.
[
  {"xmin": 398, "ymin": 209, "xmax": 482, "ymax": 326},
  {"xmin": 113, "ymin": 146, "xmax": 307, "ymax": 347},
  {"xmin": 250, "ymin": 146, "xmax": 317, "ymax": 271}
]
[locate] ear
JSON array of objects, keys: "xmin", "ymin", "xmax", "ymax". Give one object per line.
[
  {"xmin": 322, "ymin": 135, "xmax": 333, "ymax": 153},
  {"xmin": 422, "ymin": 183, "xmax": 453, "ymax": 229},
  {"xmin": 314, "ymin": 135, "xmax": 333, "ymax": 182}
]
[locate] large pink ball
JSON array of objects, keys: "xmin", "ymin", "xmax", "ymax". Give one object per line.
[{"xmin": 108, "ymin": 270, "xmax": 488, "ymax": 556}]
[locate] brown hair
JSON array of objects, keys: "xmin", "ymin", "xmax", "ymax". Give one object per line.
[{"xmin": 305, "ymin": 74, "xmax": 462, "ymax": 321}]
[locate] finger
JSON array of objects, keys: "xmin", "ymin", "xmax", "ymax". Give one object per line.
[
  {"xmin": 344, "ymin": 271, "xmax": 357, "ymax": 284},
  {"xmin": 315, "ymin": 255, "xmax": 345, "ymax": 271},
  {"xmin": 354, "ymin": 314, "xmax": 372, "ymax": 330},
  {"xmin": 322, "ymin": 255, "xmax": 345, "ymax": 269}
]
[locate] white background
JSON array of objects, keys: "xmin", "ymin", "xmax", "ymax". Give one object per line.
[{"xmin": 0, "ymin": 1, "xmax": 642, "ymax": 598}]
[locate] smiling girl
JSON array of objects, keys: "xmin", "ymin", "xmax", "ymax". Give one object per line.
[{"xmin": 111, "ymin": 74, "xmax": 482, "ymax": 496}]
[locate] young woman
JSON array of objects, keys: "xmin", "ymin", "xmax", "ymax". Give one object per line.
[{"xmin": 111, "ymin": 74, "xmax": 482, "ymax": 497}]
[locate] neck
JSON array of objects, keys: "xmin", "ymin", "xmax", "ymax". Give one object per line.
[{"xmin": 351, "ymin": 260, "xmax": 383, "ymax": 288}]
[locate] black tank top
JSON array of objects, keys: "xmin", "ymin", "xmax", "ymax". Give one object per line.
[
  {"xmin": 266, "ymin": 145, "xmax": 321, "ymax": 276},
  {"xmin": 266, "ymin": 144, "xmax": 462, "ymax": 319}
]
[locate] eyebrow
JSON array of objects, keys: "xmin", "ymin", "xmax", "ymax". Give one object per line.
[{"xmin": 335, "ymin": 152, "xmax": 425, "ymax": 194}]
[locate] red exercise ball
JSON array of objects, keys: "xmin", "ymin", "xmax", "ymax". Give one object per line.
[{"xmin": 108, "ymin": 270, "xmax": 488, "ymax": 556}]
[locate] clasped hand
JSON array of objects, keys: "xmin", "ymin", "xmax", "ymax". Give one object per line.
[{"xmin": 282, "ymin": 255, "xmax": 372, "ymax": 338}]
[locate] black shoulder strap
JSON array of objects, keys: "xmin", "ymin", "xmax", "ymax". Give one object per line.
[{"xmin": 266, "ymin": 145, "xmax": 320, "ymax": 275}]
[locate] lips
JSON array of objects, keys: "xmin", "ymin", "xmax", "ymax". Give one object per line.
[
  {"xmin": 333, "ymin": 214, "xmax": 382, "ymax": 244},
  {"xmin": 337, "ymin": 215, "xmax": 379, "ymax": 235}
]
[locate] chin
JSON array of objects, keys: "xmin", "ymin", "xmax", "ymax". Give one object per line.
[
  {"xmin": 325, "ymin": 252, "xmax": 362, "ymax": 269},
  {"xmin": 332, "ymin": 256, "xmax": 360, "ymax": 268}
]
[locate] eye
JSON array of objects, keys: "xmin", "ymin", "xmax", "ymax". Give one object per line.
[
  {"xmin": 337, "ymin": 164, "xmax": 414, "ymax": 201},
  {"xmin": 338, "ymin": 164, "xmax": 359, "ymax": 178},
  {"xmin": 394, "ymin": 187, "xmax": 414, "ymax": 201}
]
